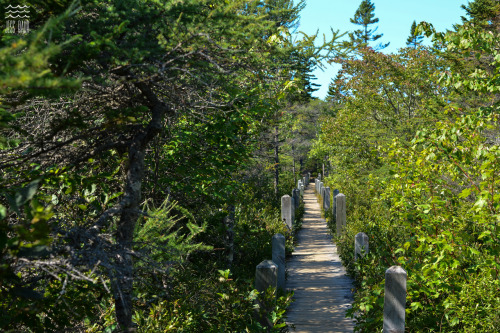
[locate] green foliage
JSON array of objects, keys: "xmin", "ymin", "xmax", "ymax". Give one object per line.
[
  {"xmin": 233, "ymin": 204, "xmax": 287, "ymax": 278},
  {"xmin": 0, "ymin": 0, "xmax": 317, "ymax": 330},
  {"xmin": 131, "ymin": 270, "xmax": 293, "ymax": 332},
  {"xmin": 320, "ymin": 3, "xmax": 500, "ymax": 331},
  {"xmin": 135, "ymin": 198, "xmax": 211, "ymax": 263},
  {"xmin": 0, "ymin": 1, "xmax": 81, "ymax": 94},
  {"xmin": 348, "ymin": 0, "xmax": 388, "ymax": 49},
  {"xmin": 461, "ymin": 0, "xmax": 500, "ymax": 24},
  {"xmin": 406, "ymin": 20, "xmax": 424, "ymax": 48},
  {"xmin": 323, "ymin": 46, "xmax": 447, "ymax": 183}
]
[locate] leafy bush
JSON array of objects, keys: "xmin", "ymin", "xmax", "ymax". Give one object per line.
[{"xmin": 321, "ymin": 8, "xmax": 500, "ymax": 332}]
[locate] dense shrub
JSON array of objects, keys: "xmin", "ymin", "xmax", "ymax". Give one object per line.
[{"xmin": 319, "ymin": 6, "xmax": 500, "ymax": 332}]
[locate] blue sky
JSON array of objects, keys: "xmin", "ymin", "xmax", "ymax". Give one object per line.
[{"xmin": 296, "ymin": 0, "xmax": 468, "ymax": 100}]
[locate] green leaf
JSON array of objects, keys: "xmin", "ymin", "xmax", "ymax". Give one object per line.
[
  {"xmin": 458, "ymin": 188, "xmax": 472, "ymax": 198},
  {"xmin": 0, "ymin": 204, "xmax": 6, "ymax": 220},
  {"xmin": 6, "ymin": 179, "xmax": 42, "ymax": 215},
  {"xmin": 478, "ymin": 230, "xmax": 491, "ymax": 240},
  {"xmin": 450, "ymin": 317, "xmax": 460, "ymax": 326},
  {"xmin": 410, "ymin": 301, "xmax": 422, "ymax": 311},
  {"xmin": 51, "ymin": 194, "xmax": 59, "ymax": 205},
  {"xmin": 469, "ymin": 248, "xmax": 480, "ymax": 255}
]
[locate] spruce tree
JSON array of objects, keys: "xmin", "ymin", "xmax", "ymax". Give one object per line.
[
  {"xmin": 0, "ymin": 0, "xmax": 345, "ymax": 331},
  {"xmin": 460, "ymin": 0, "xmax": 500, "ymax": 31},
  {"xmin": 406, "ymin": 20, "xmax": 424, "ymax": 48},
  {"xmin": 349, "ymin": 0, "xmax": 389, "ymax": 49}
]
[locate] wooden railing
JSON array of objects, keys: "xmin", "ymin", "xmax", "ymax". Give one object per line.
[
  {"xmin": 254, "ymin": 173, "xmax": 310, "ymax": 294},
  {"xmin": 315, "ymin": 174, "xmax": 408, "ymax": 333}
]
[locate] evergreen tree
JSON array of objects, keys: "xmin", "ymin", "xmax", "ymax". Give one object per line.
[
  {"xmin": 406, "ymin": 20, "xmax": 424, "ymax": 48},
  {"xmin": 460, "ymin": 0, "xmax": 500, "ymax": 31},
  {"xmin": 262, "ymin": 0, "xmax": 306, "ymax": 31},
  {"xmin": 0, "ymin": 0, "xmax": 345, "ymax": 330},
  {"xmin": 461, "ymin": 0, "xmax": 500, "ymax": 21},
  {"xmin": 349, "ymin": 0, "xmax": 389, "ymax": 49}
]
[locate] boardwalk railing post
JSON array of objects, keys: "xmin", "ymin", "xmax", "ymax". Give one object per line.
[
  {"xmin": 323, "ymin": 187, "xmax": 330, "ymax": 212},
  {"xmin": 319, "ymin": 182, "xmax": 324, "ymax": 201},
  {"xmin": 332, "ymin": 189, "xmax": 339, "ymax": 224},
  {"xmin": 272, "ymin": 233, "xmax": 286, "ymax": 290},
  {"xmin": 255, "ymin": 260, "xmax": 278, "ymax": 292},
  {"xmin": 335, "ymin": 193, "xmax": 346, "ymax": 235},
  {"xmin": 255, "ymin": 260, "xmax": 277, "ymax": 328},
  {"xmin": 281, "ymin": 195, "xmax": 293, "ymax": 230},
  {"xmin": 300, "ymin": 183, "xmax": 304, "ymax": 197},
  {"xmin": 354, "ymin": 232, "xmax": 369, "ymax": 260},
  {"xmin": 383, "ymin": 266, "xmax": 407, "ymax": 333},
  {"xmin": 292, "ymin": 189, "xmax": 300, "ymax": 210}
]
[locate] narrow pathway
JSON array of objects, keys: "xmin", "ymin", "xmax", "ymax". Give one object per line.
[{"xmin": 286, "ymin": 182, "xmax": 354, "ymax": 333}]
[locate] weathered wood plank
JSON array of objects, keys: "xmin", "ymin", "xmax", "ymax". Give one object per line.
[{"xmin": 286, "ymin": 181, "xmax": 354, "ymax": 332}]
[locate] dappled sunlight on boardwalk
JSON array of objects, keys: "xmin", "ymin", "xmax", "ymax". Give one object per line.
[{"xmin": 286, "ymin": 182, "xmax": 354, "ymax": 333}]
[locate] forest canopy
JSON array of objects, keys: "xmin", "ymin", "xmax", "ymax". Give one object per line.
[{"xmin": 1, "ymin": 0, "xmax": 499, "ymax": 332}]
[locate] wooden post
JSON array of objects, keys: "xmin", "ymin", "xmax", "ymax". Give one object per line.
[
  {"xmin": 255, "ymin": 260, "xmax": 278, "ymax": 293},
  {"xmin": 355, "ymin": 232, "xmax": 369, "ymax": 260},
  {"xmin": 255, "ymin": 260, "xmax": 278, "ymax": 328},
  {"xmin": 292, "ymin": 189, "xmax": 300, "ymax": 209},
  {"xmin": 323, "ymin": 187, "xmax": 330, "ymax": 211},
  {"xmin": 281, "ymin": 195, "xmax": 292, "ymax": 229},
  {"xmin": 335, "ymin": 193, "xmax": 346, "ymax": 235},
  {"xmin": 332, "ymin": 189, "xmax": 340, "ymax": 224},
  {"xmin": 272, "ymin": 234, "xmax": 286, "ymax": 290},
  {"xmin": 383, "ymin": 266, "xmax": 407, "ymax": 333}
]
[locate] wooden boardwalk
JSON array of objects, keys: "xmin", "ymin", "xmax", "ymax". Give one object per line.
[{"xmin": 286, "ymin": 182, "xmax": 354, "ymax": 333}]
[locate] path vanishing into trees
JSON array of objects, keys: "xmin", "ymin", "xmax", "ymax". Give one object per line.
[{"xmin": 286, "ymin": 181, "xmax": 354, "ymax": 333}]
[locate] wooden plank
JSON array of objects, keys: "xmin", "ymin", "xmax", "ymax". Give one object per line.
[{"xmin": 285, "ymin": 182, "xmax": 354, "ymax": 332}]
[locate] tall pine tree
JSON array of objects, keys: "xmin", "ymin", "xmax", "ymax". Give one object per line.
[
  {"xmin": 460, "ymin": 0, "xmax": 500, "ymax": 31},
  {"xmin": 349, "ymin": 0, "xmax": 389, "ymax": 49},
  {"xmin": 406, "ymin": 20, "xmax": 424, "ymax": 48}
]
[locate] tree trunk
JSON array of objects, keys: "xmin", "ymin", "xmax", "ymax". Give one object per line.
[
  {"xmin": 111, "ymin": 78, "xmax": 172, "ymax": 331},
  {"xmin": 292, "ymin": 144, "xmax": 296, "ymax": 184},
  {"xmin": 274, "ymin": 124, "xmax": 279, "ymax": 197},
  {"xmin": 114, "ymin": 140, "xmax": 145, "ymax": 331},
  {"xmin": 224, "ymin": 205, "xmax": 235, "ymax": 268}
]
